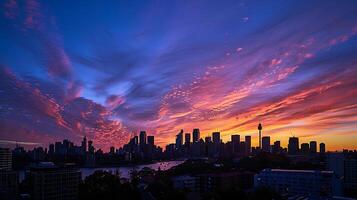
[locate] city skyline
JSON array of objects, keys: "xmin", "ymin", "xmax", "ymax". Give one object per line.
[{"xmin": 1, "ymin": 0, "xmax": 357, "ymax": 151}]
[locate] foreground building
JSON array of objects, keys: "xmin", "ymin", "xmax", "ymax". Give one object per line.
[
  {"xmin": 27, "ymin": 162, "xmax": 81, "ymax": 200},
  {"xmin": 254, "ymin": 169, "xmax": 342, "ymax": 199}
]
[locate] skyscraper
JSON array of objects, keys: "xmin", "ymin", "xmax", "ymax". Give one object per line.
[
  {"xmin": 310, "ymin": 141, "xmax": 317, "ymax": 153},
  {"xmin": 192, "ymin": 129, "xmax": 200, "ymax": 143},
  {"xmin": 258, "ymin": 123, "xmax": 263, "ymax": 149},
  {"xmin": 147, "ymin": 136, "xmax": 155, "ymax": 146},
  {"xmin": 245, "ymin": 135, "xmax": 251, "ymax": 154},
  {"xmin": 262, "ymin": 136, "xmax": 270, "ymax": 152},
  {"xmin": 185, "ymin": 133, "xmax": 191, "ymax": 147},
  {"xmin": 272, "ymin": 141, "xmax": 281, "ymax": 154},
  {"xmin": 231, "ymin": 135, "xmax": 240, "ymax": 153},
  {"xmin": 81, "ymin": 136, "xmax": 87, "ymax": 153},
  {"xmin": 288, "ymin": 137, "xmax": 299, "ymax": 155},
  {"xmin": 320, "ymin": 143, "xmax": 326, "ymax": 154},
  {"xmin": 301, "ymin": 143, "xmax": 310, "ymax": 154},
  {"xmin": 212, "ymin": 132, "xmax": 220, "ymax": 144},
  {"xmin": 140, "ymin": 131, "xmax": 147, "ymax": 145},
  {"xmin": 176, "ymin": 130, "xmax": 183, "ymax": 149},
  {"xmin": 205, "ymin": 136, "xmax": 212, "ymax": 143}
]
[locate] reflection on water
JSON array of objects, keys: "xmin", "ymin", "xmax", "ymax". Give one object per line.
[
  {"xmin": 18, "ymin": 160, "xmax": 184, "ymax": 181},
  {"xmin": 81, "ymin": 160, "xmax": 184, "ymax": 179}
]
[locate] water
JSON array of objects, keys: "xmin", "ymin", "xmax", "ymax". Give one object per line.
[
  {"xmin": 18, "ymin": 160, "xmax": 184, "ymax": 181},
  {"xmin": 81, "ymin": 160, "xmax": 183, "ymax": 179}
]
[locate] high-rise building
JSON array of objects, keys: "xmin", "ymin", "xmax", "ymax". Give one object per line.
[
  {"xmin": 239, "ymin": 141, "xmax": 246, "ymax": 155},
  {"xmin": 310, "ymin": 141, "xmax": 317, "ymax": 153},
  {"xmin": 205, "ymin": 137, "xmax": 212, "ymax": 143},
  {"xmin": 88, "ymin": 140, "xmax": 94, "ymax": 153},
  {"xmin": 288, "ymin": 137, "xmax": 299, "ymax": 155},
  {"xmin": 262, "ymin": 136, "xmax": 270, "ymax": 152},
  {"xmin": 139, "ymin": 131, "xmax": 147, "ymax": 145},
  {"xmin": 258, "ymin": 123, "xmax": 263, "ymax": 149},
  {"xmin": 231, "ymin": 135, "xmax": 240, "ymax": 153},
  {"xmin": 49, "ymin": 144, "xmax": 54, "ymax": 155},
  {"xmin": 147, "ymin": 136, "xmax": 155, "ymax": 146},
  {"xmin": 110, "ymin": 146, "xmax": 115, "ymax": 154},
  {"xmin": 301, "ymin": 143, "xmax": 310, "ymax": 154},
  {"xmin": 0, "ymin": 148, "xmax": 12, "ymax": 171},
  {"xmin": 27, "ymin": 162, "xmax": 81, "ymax": 200},
  {"xmin": 185, "ymin": 133, "xmax": 191, "ymax": 147},
  {"xmin": 212, "ymin": 132, "xmax": 220, "ymax": 144},
  {"xmin": 176, "ymin": 130, "xmax": 183, "ymax": 149},
  {"xmin": 245, "ymin": 136, "xmax": 251, "ymax": 154},
  {"xmin": 272, "ymin": 141, "xmax": 281, "ymax": 154},
  {"xmin": 81, "ymin": 136, "xmax": 87, "ymax": 153},
  {"xmin": 192, "ymin": 129, "xmax": 200, "ymax": 143},
  {"xmin": 320, "ymin": 143, "xmax": 326, "ymax": 154}
]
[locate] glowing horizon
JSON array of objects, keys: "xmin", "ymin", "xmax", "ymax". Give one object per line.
[{"xmin": 1, "ymin": 0, "xmax": 357, "ymax": 151}]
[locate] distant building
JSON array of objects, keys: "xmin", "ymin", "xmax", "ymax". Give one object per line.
[
  {"xmin": 185, "ymin": 133, "xmax": 191, "ymax": 147},
  {"xmin": 288, "ymin": 137, "xmax": 299, "ymax": 155},
  {"xmin": 139, "ymin": 131, "xmax": 147, "ymax": 145},
  {"xmin": 272, "ymin": 141, "xmax": 281, "ymax": 154},
  {"xmin": 262, "ymin": 136, "xmax": 270, "ymax": 152},
  {"xmin": 27, "ymin": 162, "xmax": 81, "ymax": 200},
  {"xmin": 147, "ymin": 136, "xmax": 155, "ymax": 146},
  {"xmin": 254, "ymin": 169, "xmax": 342, "ymax": 198},
  {"xmin": 176, "ymin": 130, "xmax": 183, "ymax": 149},
  {"xmin": 212, "ymin": 132, "xmax": 220, "ymax": 144},
  {"xmin": 204, "ymin": 137, "xmax": 212, "ymax": 143},
  {"xmin": 0, "ymin": 148, "xmax": 12, "ymax": 170},
  {"xmin": 245, "ymin": 136, "xmax": 251, "ymax": 154},
  {"xmin": 310, "ymin": 141, "xmax": 317, "ymax": 153},
  {"xmin": 320, "ymin": 143, "xmax": 326, "ymax": 154},
  {"xmin": 81, "ymin": 136, "xmax": 87, "ymax": 153},
  {"xmin": 301, "ymin": 143, "xmax": 310, "ymax": 154},
  {"xmin": 231, "ymin": 135, "xmax": 240, "ymax": 154},
  {"xmin": 192, "ymin": 129, "xmax": 200, "ymax": 143}
]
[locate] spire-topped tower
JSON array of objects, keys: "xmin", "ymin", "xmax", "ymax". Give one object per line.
[{"xmin": 258, "ymin": 123, "xmax": 263, "ymax": 149}]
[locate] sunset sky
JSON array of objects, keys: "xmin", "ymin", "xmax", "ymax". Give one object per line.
[{"xmin": 1, "ymin": 0, "xmax": 357, "ymax": 151}]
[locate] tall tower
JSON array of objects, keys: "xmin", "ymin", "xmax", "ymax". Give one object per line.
[{"xmin": 258, "ymin": 123, "xmax": 262, "ymax": 149}]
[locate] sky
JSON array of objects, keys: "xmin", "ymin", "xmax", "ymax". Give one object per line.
[{"xmin": 1, "ymin": 0, "xmax": 357, "ymax": 151}]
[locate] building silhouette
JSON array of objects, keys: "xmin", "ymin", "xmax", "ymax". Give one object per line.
[
  {"xmin": 262, "ymin": 136, "xmax": 270, "ymax": 152},
  {"xmin": 192, "ymin": 129, "xmax": 200, "ymax": 143},
  {"xmin": 258, "ymin": 123, "xmax": 262, "ymax": 149},
  {"xmin": 288, "ymin": 137, "xmax": 299, "ymax": 155}
]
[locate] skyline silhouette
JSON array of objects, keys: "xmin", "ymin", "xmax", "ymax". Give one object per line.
[{"xmin": 1, "ymin": 0, "xmax": 357, "ymax": 151}]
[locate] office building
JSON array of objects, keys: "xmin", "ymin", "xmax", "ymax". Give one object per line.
[
  {"xmin": 184, "ymin": 133, "xmax": 191, "ymax": 147},
  {"xmin": 301, "ymin": 143, "xmax": 310, "ymax": 154},
  {"xmin": 175, "ymin": 130, "xmax": 183, "ymax": 149},
  {"xmin": 192, "ymin": 129, "xmax": 200, "ymax": 143},
  {"xmin": 245, "ymin": 136, "xmax": 251, "ymax": 154},
  {"xmin": 254, "ymin": 169, "xmax": 342, "ymax": 198},
  {"xmin": 288, "ymin": 137, "xmax": 299, "ymax": 155},
  {"xmin": 212, "ymin": 132, "xmax": 220, "ymax": 144},
  {"xmin": 81, "ymin": 136, "xmax": 87, "ymax": 153},
  {"xmin": 310, "ymin": 141, "xmax": 317, "ymax": 153},
  {"xmin": 0, "ymin": 148, "xmax": 12, "ymax": 171},
  {"xmin": 327, "ymin": 153, "xmax": 345, "ymax": 178},
  {"xmin": 205, "ymin": 136, "xmax": 212, "ymax": 143},
  {"xmin": 320, "ymin": 143, "xmax": 326, "ymax": 154},
  {"xmin": 262, "ymin": 136, "xmax": 270, "ymax": 152},
  {"xmin": 231, "ymin": 135, "xmax": 240, "ymax": 153},
  {"xmin": 27, "ymin": 162, "xmax": 81, "ymax": 200},
  {"xmin": 147, "ymin": 136, "xmax": 155, "ymax": 146},
  {"xmin": 272, "ymin": 141, "xmax": 281, "ymax": 154},
  {"xmin": 139, "ymin": 131, "xmax": 147, "ymax": 145}
]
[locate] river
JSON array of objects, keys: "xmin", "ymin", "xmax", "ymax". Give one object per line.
[{"xmin": 18, "ymin": 160, "xmax": 184, "ymax": 182}]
